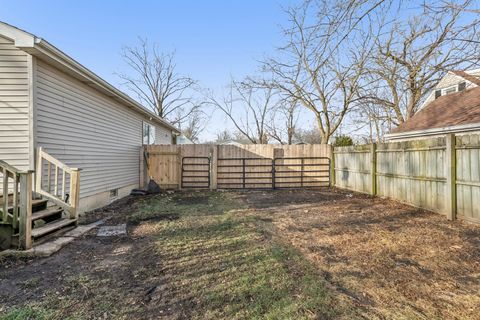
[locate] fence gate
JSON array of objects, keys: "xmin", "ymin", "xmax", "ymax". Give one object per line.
[
  {"xmin": 181, "ymin": 157, "xmax": 210, "ymax": 189},
  {"xmin": 144, "ymin": 145, "xmax": 332, "ymax": 191},
  {"xmin": 217, "ymin": 158, "xmax": 274, "ymax": 189},
  {"xmin": 273, "ymin": 157, "xmax": 330, "ymax": 188}
]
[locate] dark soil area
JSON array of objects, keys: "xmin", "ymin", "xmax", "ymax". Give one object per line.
[{"xmin": 1, "ymin": 189, "xmax": 479, "ymax": 319}]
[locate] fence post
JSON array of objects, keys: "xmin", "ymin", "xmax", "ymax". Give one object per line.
[
  {"xmin": 371, "ymin": 143, "xmax": 377, "ymax": 195},
  {"xmin": 210, "ymin": 145, "xmax": 218, "ymax": 190},
  {"xmin": 139, "ymin": 146, "xmax": 145, "ymax": 189},
  {"xmin": 177, "ymin": 147, "xmax": 182, "ymax": 190},
  {"xmin": 445, "ymin": 134, "xmax": 457, "ymax": 220},
  {"xmin": 19, "ymin": 171, "xmax": 32, "ymax": 250},
  {"xmin": 329, "ymin": 145, "xmax": 335, "ymax": 187}
]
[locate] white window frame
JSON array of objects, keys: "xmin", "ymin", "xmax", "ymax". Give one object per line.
[
  {"xmin": 443, "ymin": 85, "xmax": 457, "ymax": 95},
  {"xmin": 143, "ymin": 122, "xmax": 156, "ymax": 145},
  {"xmin": 441, "ymin": 82, "xmax": 466, "ymax": 96}
]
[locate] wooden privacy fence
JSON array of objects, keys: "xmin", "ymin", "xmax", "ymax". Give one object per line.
[
  {"xmin": 333, "ymin": 133, "xmax": 480, "ymax": 224},
  {"xmin": 142, "ymin": 144, "xmax": 331, "ymax": 190}
]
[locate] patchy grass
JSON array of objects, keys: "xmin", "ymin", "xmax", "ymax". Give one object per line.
[
  {"xmin": 132, "ymin": 191, "xmax": 336, "ymax": 319},
  {"xmin": 5, "ymin": 189, "xmax": 475, "ymax": 319},
  {"xmin": 0, "ymin": 191, "xmax": 338, "ymax": 319}
]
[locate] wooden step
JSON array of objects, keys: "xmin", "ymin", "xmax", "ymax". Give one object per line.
[
  {"xmin": 32, "ymin": 218, "xmax": 77, "ymax": 238},
  {"xmin": 32, "ymin": 199, "xmax": 48, "ymax": 208},
  {"xmin": 32, "ymin": 207, "xmax": 63, "ymax": 221},
  {"xmin": 7, "ymin": 199, "xmax": 49, "ymax": 213}
]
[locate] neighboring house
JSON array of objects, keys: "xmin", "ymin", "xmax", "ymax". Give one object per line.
[
  {"xmin": 0, "ymin": 22, "xmax": 179, "ymax": 212},
  {"xmin": 420, "ymin": 69, "xmax": 480, "ymax": 109},
  {"xmin": 177, "ymin": 134, "xmax": 194, "ymax": 144},
  {"xmin": 385, "ymin": 69, "xmax": 480, "ymax": 141},
  {"xmin": 218, "ymin": 141, "xmax": 244, "ymax": 146}
]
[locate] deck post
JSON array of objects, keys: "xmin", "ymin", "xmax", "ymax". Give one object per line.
[
  {"xmin": 19, "ymin": 171, "xmax": 33, "ymax": 250},
  {"xmin": 2, "ymin": 167, "xmax": 8, "ymax": 222},
  {"xmin": 445, "ymin": 134, "xmax": 457, "ymax": 220},
  {"xmin": 69, "ymin": 169, "xmax": 80, "ymax": 220},
  {"xmin": 35, "ymin": 147, "xmax": 43, "ymax": 194}
]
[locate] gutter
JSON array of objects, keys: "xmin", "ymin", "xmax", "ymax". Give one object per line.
[{"xmin": 385, "ymin": 122, "xmax": 480, "ymax": 140}]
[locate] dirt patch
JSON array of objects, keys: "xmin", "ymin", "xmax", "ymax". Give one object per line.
[{"xmin": 244, "ymin": 189, "xmax": 480, "ymax": 319}]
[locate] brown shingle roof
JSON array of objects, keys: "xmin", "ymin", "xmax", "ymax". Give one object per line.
[
  {"xmin": 451, "ymin": 70, "xmax": 480, "ymax": 86},
  {"xmin": 390, "ymin": 87, "xmax": 480, "ymax": 134}
]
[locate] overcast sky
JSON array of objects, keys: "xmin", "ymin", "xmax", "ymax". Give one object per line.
[{"xmin": 1, "ymin": 0, "xmax": 310, "ymax": 141}]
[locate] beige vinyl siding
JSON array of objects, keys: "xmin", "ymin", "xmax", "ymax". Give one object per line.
[
  {"xmin": 155, "ymin": 123, "xmax": 172, "ymax": 144},
  {"xmin": 0, "ymin": 36, "xmax": 31, "ymax": 195},
  {"xmin": 35, "ymin": 59, "xmax": 171, "ymax": 198},
  {"xmin": 0, "ymin": 36, "xmax": 30, "ymax": 170},
  {"xmin": 423, "ymin": 73, "xmax": 477, "ymax": 108},
  {"xmin": 436, "ymin": 73, "xmax": 465, "ymax": 89}
]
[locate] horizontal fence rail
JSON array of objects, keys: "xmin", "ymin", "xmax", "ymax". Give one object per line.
[
  {"xmin": 273, "ymin": 157, "xmax": 330, "ymax": 189},
  {"xmin": 181, "ymin": 157, "xmax": 210, "ymax": 189},
  {"xmin": 333, "ymin": 133, "xmax": 480, "ymax": 224},
  {"xmin": 143, "ymin": 144, "xmax": 332, "ymax": 191},
  {"xmin": 217, "ymin": 157, "xmax": 274, "ymax": 189}
]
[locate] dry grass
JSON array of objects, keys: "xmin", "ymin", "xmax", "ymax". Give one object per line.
[
  {"xmin": 1, "ymin": 189, "xmax": 479, "ymax": 319},
  {"xmin": 250, "ymin": 190, "xmax": 480, "ymax": 319}
]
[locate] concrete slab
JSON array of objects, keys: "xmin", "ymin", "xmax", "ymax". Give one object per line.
[
  {"xmin": 0, "ymin": 219, "xmax": 105, "ymax": 258},
  {"xmin": 97, "ymin": 224, "xmax": 127, "ymax": 237},
  {"xmin": 33, "ymin": 237, "xmax": 75, "ymax": 257}
]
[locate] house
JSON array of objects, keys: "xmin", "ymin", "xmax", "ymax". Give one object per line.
[
  {"xmin": 0, "ymin": 21, "xmax": 179, "ymax": 213},
  {"xmin": 176, "ymin": 134, "xmax": 194, "ymax": 144},
  {"xmin": 385, "ymin": 69, "xmax": 480, "ymax": 141}
]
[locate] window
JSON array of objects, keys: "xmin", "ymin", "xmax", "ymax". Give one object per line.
[
  {"xmin": 435, "ymin": 83, "xmax": 464, "ymax": 99},
  {"xmin": 444, "ymin": 86, "xmax": 456, "ymax": 95},
  {"xmin": 109, "ymin": 188, "xmax": 118, "ymax": 198},
  {"xmin": 143, "ymin": 122, "xmax": 156, "ymax": 145}
]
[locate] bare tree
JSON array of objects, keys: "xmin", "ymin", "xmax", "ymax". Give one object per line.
[
  {"xmin": 206, "ymin": 80, "xmax": 276, "ymax": 144},
  {"xmin": 360, "ymin": 0, "xmax": 480, "ymax": 127},
  {"xmin": 178, "ymin": 110, "xmax": 206, "ymax": 143},
  {"xmin": 214, "ymin": 130, "xmax": 234, "ymax": 144},
  {"xmin": 266, "ymin": 97, "xmax": 299, "ymax": 145},
  {"xmin": 118, "ymin": 38, "xmax": 199, "ymax": 126},
  {"xmin": 262, "ymin": 0, "xmax": 383, "ymax": 144},
  {"xmin": 294, "ymin": 127, "xmax": 322, "ymax": 144}
]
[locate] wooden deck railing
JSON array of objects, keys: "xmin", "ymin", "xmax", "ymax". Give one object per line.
[
  {"xmin": 35, "ymin": 147, "xmax": 80, "ymax": 220},
  {"xmin": 0, "ymin": 160, "xmax": 33, "ymax": 249}
]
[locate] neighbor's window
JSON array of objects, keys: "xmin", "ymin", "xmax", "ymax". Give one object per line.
[
  {"xmin": 444, "ymin": 86, "xmax": 457, "ymax": 95},
  {"xmin": 435, "ymin": 84, "xmax": 463, "ymax": 99},
  {"xmin": 143, "ymin": 122, "xmax": 156, "ymax": 145}
]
